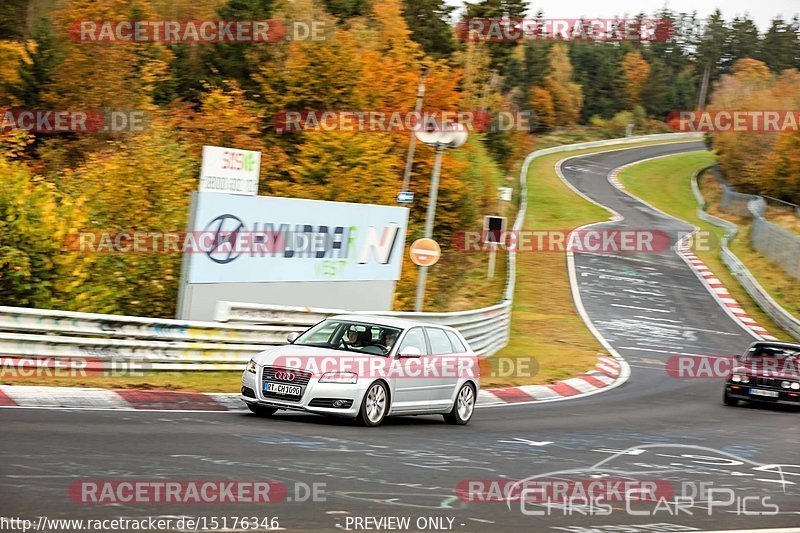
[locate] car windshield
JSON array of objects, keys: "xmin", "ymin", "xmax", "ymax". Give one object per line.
[
  {"xmin": 745, "ymin": 344, "xmax": 800, "ymax": 360},
  {"xmin": 293, "ymin": 320, "xmax": 403, "ymax": 356}
]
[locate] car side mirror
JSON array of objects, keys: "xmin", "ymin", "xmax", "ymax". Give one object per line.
[
  {"xmin": 399, "ymin": 346, "xmax": 422, "ymax": 358},
  {"xmin": 287, "ymin": 332, "xmax": 300, "ymax": 343}
]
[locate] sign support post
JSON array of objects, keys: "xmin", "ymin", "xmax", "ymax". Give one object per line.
[{"xmin": 415, "ymin": 144, "xmax": 444, "ymax": 312}]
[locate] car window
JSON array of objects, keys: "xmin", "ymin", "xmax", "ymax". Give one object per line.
[
  {"xmin": 446, "ymin": 330, "xmax": 467, "ymax": 353},
  {"xmin": 295, "ymin": 320, "xmax": 400, "ymax": 355},
  {"xmin": 426, "ymin": 328, "xmax": 453, "ymax": 355},
  {"xmin": 303, "ymin": 321, "xmax": 339, "ymax": 344},
  {"xmin": 398, "ymin": 327, "xmax": 427, "ymax": 355}
]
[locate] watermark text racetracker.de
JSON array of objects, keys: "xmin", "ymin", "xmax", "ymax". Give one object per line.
[
  {"xmin": 1, "ymin": 110, "xmax": 146, "ymax": 134},
  {"xmin": 456, "ymin": 18, "xmax": 674, "ymax": 42},
  {"xmin": 0, "ymin": 356, "xmax": 150, "ymax": 379},
  {"xmin": 270, "ymin": 354, "xmax": 538, "ymax": 379},
  {"xmin": 667, "ymin": 110, "xmax": 800, "ymax": 133},
  {"xmin": 666, "ymin": 354, "xmax": 800, "ymax": 380},
  {"xmin": 453, "ymin": 229, "xmax": 716, "ymax": 254},
  {"xmin": 69, "ymin": 20, "xmax": 328, "ymax": 43},
  {"xmin": 273, "ymin": 109, "xmax": 531, "ymax": 133}
]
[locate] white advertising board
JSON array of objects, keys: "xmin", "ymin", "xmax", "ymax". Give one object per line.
[{"xmin": 185, "ymin": 193, "xmax": 409, "ymax": 283}]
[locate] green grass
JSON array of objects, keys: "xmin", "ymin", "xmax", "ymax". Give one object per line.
[{"xmin": 617, "ymin": 152, "xmax": 792, "ymax": 341}]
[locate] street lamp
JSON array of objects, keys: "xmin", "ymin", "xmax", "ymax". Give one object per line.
[
  {"xmin": 400, "ymin": 66, "xmax": 429, "ymax": 198},
  {"xmin": 413, "ymin": 124, "xmax": 468, "ymax": 312}
]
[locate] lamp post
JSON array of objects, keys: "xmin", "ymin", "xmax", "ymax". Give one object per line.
[
  {"xmin": 400, "ymin": 67, "xmax": 428, "ymax": 199},
  {"xmin": 413, "ymin": 125, "xmax": 468, "ymax": 312}
]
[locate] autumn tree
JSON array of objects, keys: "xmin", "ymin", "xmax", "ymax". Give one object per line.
[
  {"xmin": 621, "ymin": 52, "xmax": 650, "ymax": 107},
  {"xmin": 0, "ymin": 140, "xmax": 89, "ymax": 309},
  {"xmin": 528, "ymin": 86, "xmax": 555, "ymax": 131},
  {"xmin": 544, "ymin": 44, "xmax": 583, "ymax": 126}
]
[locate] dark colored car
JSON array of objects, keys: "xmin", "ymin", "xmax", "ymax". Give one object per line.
[{"xmin": 724, "ymin": 341, "xmax": 800, "ymax": 407}]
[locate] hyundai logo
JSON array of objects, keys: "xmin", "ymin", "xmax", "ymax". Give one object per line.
[
  {"xmin": 274, "ymin": 370, "xmax": 296, "ymax": 382},
  {"xmin": 203, "ymin": 214, "xmax": 245, "ymax": 264}
]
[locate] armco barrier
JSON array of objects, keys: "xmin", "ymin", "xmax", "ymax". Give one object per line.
[
  {"xmin": 0, "ymin": 133, "xmax": 700, "ymax": 369},
  {"xmin": 711, "ymin": 166, "xmax": 800, "ymax": 281},
  {"xmin": 691, "ymin": 167, "xmax": 800, "ymax": 341},
  {"xmin": 213, "ymin": 301, "xmax": 511, "ymax": 357}
]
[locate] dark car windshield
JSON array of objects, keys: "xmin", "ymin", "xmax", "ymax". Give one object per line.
[
  {"xmin": 745, "ymin": 344, "xmax": 800, "ymax": 359},
  {"xmin": 293, "ymin": 320, "xmax": 402, "ymax": 356}
]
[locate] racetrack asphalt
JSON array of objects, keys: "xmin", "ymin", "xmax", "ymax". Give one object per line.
[{"xmin": 1, "ymin": 142, "xmax": 798, "ymax": 533}]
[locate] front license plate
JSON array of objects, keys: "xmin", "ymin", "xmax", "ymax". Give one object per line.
[
  {"xmin": 749, "ymin": 388, "xmax": 779, "ymax": 398},
  {"xmin": 264, "ymin": 382, "xmax": 302, "ymax": 396}
]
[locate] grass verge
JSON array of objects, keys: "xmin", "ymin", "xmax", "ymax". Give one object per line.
[{"xmin": 617, "ymin": 152, "xmax": 793, "ymax": 341}]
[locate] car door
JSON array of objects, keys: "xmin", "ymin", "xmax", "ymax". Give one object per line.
[
  {"xmin": 390, "ymin": 327, "xmax": 435, "ymax": 413},
  {"xmin": 424, "ymin": 327, "xmax": 459, "ymax": 408}
]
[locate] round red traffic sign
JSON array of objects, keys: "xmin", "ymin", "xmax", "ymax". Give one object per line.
[{"xmin": 409, "ymin": 238, "xmax": 441, "ymax": 267}]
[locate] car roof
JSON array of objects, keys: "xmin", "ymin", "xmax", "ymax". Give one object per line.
[{"xmin": 327, "ymin": 314, "xmax": 452, "ymax": 331}]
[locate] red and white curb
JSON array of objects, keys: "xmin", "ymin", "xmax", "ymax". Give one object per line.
[
  {"xmin": 606, "ymin": 164, "xmax": 777, "ymax": 343},
  {"xmin": 0, "ymin": 358, "xmax": 624, "ymax": 412},
  {"xmin": 676, "ymin": 242, "xmax": 778, "ymax": 341},
  {"xmin": 477, "ymin": 356, "xmax": 622, "ymax": 406},
  {"xmin": 0, "ymin": 385, "xmax": 244, "ymax": 412}
]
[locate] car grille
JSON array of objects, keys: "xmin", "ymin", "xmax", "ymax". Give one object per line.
[
  {"xmin": 749, "ymin": 376, "xmax": 781, "ymax": 388},
  {"xmin": 262, "ymin": 366, "xmax": 312, "ymax": 386},
  {"xmin": 261, "ymin": 366, "xmax": 312, "ymax": 402}
]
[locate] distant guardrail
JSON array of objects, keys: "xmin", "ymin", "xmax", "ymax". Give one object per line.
[
  {"xmin": 710, "ymin": 166, "xmax": 800, "ymax": 281},
  {"xmin": 0, "ymin": 133, "xmax": 701, "ymax": 369},
  {"xmin": 691, "ymin": 167, "xmax": 800, "ymax": 341}
]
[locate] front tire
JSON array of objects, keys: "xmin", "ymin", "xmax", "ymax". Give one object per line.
[
  {"xmin": 358, "ymin": 381, "xmax": 389, "ymax": 427},
  {"xmin": 444, "ymin": 383, "xmax": 476, "ymax": 425},
  {"xmin": 248, "ymin": 404, "xmax": 278, "ymax": 417},
  {"xmin": 723, "ymin": 390, "xmax": 739, "ymax": 407}
]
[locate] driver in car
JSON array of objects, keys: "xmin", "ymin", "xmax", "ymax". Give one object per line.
[{"xmin": 345, "ymin": 327, "xmax": 367, "ymax": 348}]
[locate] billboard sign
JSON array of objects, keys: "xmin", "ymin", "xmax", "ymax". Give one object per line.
[
  {"xmin": 185, "ymin": 193, "xmax": 409, "ymax": 283},
  {"xmin": 199, "ymin": 146, "xmax": 260, "ymax": 196}
]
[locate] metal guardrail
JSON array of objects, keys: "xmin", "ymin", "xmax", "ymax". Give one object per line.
[
  {"xmin": 710, "ymin": 166, "xmax": 800, "ymax": 281},
  {"xmin": 0, "ymin": 133, "xmax": 701, "ymax": 369},
  {"xmin": 214, "ymin": 301, "xmax": 511, "ymax": 357},
  {"xmin": 691, "ymin": 168, "xmax": 800, "ymax": 341}
]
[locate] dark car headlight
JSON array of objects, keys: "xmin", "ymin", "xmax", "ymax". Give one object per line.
[{"xmin": 246, "ymin": 360, "xmax": 258, "ymax": 374}]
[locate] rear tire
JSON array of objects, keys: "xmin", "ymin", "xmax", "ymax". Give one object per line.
[
  {"xmin": 248, "ymin": 404, "xmax": 278, "ymax": 417},
  {"xmin": 358, "ymin": 381, "xmax": 389, "ymax": 427},
  {"xmin": 444, "ymin": 383, "xmax": 476, "ymax": 425},
  {"xmin": 723, "ymin": 390, "xmax": 739, "ymax": 407}
]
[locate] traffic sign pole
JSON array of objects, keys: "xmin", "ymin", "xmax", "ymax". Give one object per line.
[
  {"xmin": 415, "ymin": 145, "xmax": 444, "ymax": 312},
  {"xmin": 488, "ymin": 242, "xmax": 497, "ymax": 279}
]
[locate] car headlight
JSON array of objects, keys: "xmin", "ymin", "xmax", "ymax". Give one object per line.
[
  {"xmin": 319, "ymin": 372, "xmax": 358, "ymax": 384},
  {"xmin": 740, "ymin": 375, "xmax": 749, "ymax": 384},
  {"xmin": 781, "ymin": 381, "xmax": 790, "ymax": 389},
  {"xmin": 731, "ymin": 374, "xmax": 742, "ymax": 383},
  {"xmin": 792, "ymin": 382, "xmax": 800, "ymax": 390},
  {"xmin": 246, "ymin": 360, "xmax": 258, "ymax": 374}
]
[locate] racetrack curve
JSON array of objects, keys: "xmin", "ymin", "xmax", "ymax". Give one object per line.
[{"xmin": 1, "ymin": 142, "xmax": 798, "ymax": 533}]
